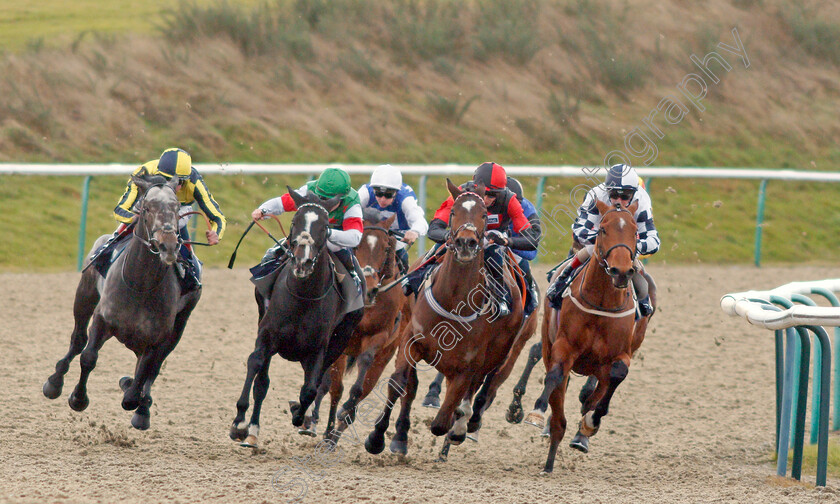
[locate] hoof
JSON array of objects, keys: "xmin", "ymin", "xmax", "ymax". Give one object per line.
[
  {"xmin": 42, "ymin": 379, "xmax": 62, "ymax": 400},
  {"xmin": 389, "ymin": 439, "xmax": 408, "ymax": 455},
  {"xmin": 131, "ymin": 412, "xmax": 150, "ymax": 431},
  {"xmin": 569, "ymin": 432, "xmax": 589, "ymax": 453},
  {"xmin": 422, "ymin": 394, "xmax": 441, "ymax": 409},
  {"xmin": 465, "ymin": 431, "xmax": 479, "ymax": 443},
  {"xmin": 447, "ymin": 432, "xmax": 466, "ymax": 446},
  {"xmin": 68, "ymin": 392, "xmax": 89, "ymax": 412},
  {"xmin": 523, "ymin": 410, "xmax": 545, "ymax": 429},
  {"xmin": 119, "ymin": 376, "xmax": 133, "ymax": 392},
  {"xmin": 298, "ymin": 427, "xmax": 317, "ymax": 437},
  {"xmin": 541, "ymin": 423, "xmax": 551, "ymax": 438},
  {"xmin": 539, "ymin": 469, "xmax": 553, "ymax": 476},
  {"xmin": 229, "ymin": 422, "xmax": 249, "ymax": 442},
  {"xmin": 365, "ymin": 432, "xmax": 385, "ymax": 455},
  {"xmin": 240, "ymin": 435, "xmax": 258, "ymax": 448},
  {"xmin": 505, "ymin": 402, "xmax": 524, "ymax": 424}
]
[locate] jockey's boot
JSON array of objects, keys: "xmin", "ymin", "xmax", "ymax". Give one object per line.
[
  {"xmin": 546, "ymin": 263, "xmax": 574, "ymax": 310},
  {"xmin": 396, "ymin": 249, "xmax": 409, "ymax": 276},
  {"xmin": 334, "ymin": 248, "xmax": 363, "ymax": 295},
  {"xmin": 497, "ymin": 298, "xmax": 511, "ymax": 318},
  {"xmin": 638, "ymin": 296, "xmax": 653, "ymax": 317}
]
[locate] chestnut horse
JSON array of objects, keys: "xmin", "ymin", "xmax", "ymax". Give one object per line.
[
  {"xmin": 300, "ymin": 215, "xmax": 412, "ymax": 439},
  {"xmin": 364, "ymin": 179, "xmax": 525, "ymax": 460},
  {"xmin": 528, "ymin": 200, "xmax": 655, "ymax": 474}
]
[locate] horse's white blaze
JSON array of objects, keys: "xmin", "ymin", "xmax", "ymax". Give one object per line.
[
  {"xmin": 301, "ymin": 210, "xmax": 319, "ymax": 258},
  {"xmin": 461, "ymin": 201, "xmax": 477, "ymax": 212},
  {"xmin": 618, "ymin": 217, "xmax": 626, "ymax": 230},
  {"xmin": 366, "ymin": 235, "xmax": 378, "ymax": 251}
]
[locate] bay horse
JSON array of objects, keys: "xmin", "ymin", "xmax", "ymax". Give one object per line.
[
  {"xmin": 527, "ymin": 199, "xmax": 655, "ymax": 474},
  {"xmin": 302, "ymin": 214, "xmax": 412, "ymax": 439},
  {"xmin": 43, "ymin": 173, "xmax": 199, "ymax": 430},
  {"xmin": 230, "ymin": 188, "xmax": 364, "ymax": 447},
  {"xmin": 364, "ymin": 179, "xmax": 525, "ymax": 459}
]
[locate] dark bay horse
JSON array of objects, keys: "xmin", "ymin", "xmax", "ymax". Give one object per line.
[
  {"xmin": 527, "ymin": 200, "xmax": 655, "ymax": 474},
  {"xmin": 302, "ymin": 215, "xmax": 413, "ymax": 439},
  {"xmin": 230, "ymin": 188, "xmax": 364, "ymax": 447},
  {"xmin": 364, "ymin": 179, "xmax": 525, "ymax": 460},
  {"xmin": 43, "ymin": 174, "xmax": 199, "ymax": 430}
]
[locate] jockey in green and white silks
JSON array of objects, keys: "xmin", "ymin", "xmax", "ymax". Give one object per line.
[{"xmin": 252, "ymin": 167, "xmax": 364, "ymax": 288}]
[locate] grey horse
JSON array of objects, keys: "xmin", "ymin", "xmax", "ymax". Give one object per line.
[{"xmin": 43, "ymin": 173, "xmax": 201, "ymax": 430}]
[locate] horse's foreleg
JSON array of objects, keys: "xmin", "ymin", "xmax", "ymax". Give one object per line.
[
  {"xmin": 525, "ymin": 360, "xmax": 567, "ymax": 430},
  {"xmin": 241, "ymin": 354, "xmax": 273, "ymax": 446},
  {"xmin": 578, "ymin": 375, "xmax": 599, "ymax": 412},
  {"xmin": 389, "ymin": 366, "xmax": 419, "ymax": 455},
  {"xmin": 44, "ymin": 273, "xmax": 99, "ymax": 400},
  {"xmin": 322, "ymin": 356, "xmax": 346, "ymax": 439},
  {"xmin": 332, "ymin": 342, "xmax": 397, "ymax": 442},
  {"xmin": 506, "ymin": 341, "xmax": 543, "ymax": 424},
  {"xmin": 430, "ymin": 374, "xmax": 470, "ymax": 437},
  {"xmin": 230, "ymin": 340, "xmax": 269, "ymax": 442},
  {"xmin": 364, "ymin": 349, "xmax": 412, "ymax": 455},
  {"xmin": 294, "ymin": 352, "xmax": 325, "ymax": 428},
  {"xmin": 542, "ymin": 385, "xmax": 568, "ymax": 475},
  {"xmin": 338, "ymin": 350, "xmax": 373, "ymax": 423},
  {"xmin": 68, "ymin": 316, "xmax": 109, "ymax": 412},
  {"xmin": 301, "ymin": 367, "xmax": 333, "ymax": 437},
  {"xmin": 570, "ymin": 358, "xmax": 630, "ymax": 453},
  {"xmin": 422, "ymin": 372, "xmax": 445, "ymax": 409}
]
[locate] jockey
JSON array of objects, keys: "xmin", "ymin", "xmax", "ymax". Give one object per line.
[
  {"xmin": 252, "ymin": 167, "xmax": 364, "ymax": 290},
  {"xmin": 403, "ymin": 162, "xmax": 539, "ymax": 318},
  {"xmin": 506, "ymin": 176, "xmax": 542, "ymax": 316},
  {"xmin": 106, "ymin": 147, "xmax": 225, "ymax": 290},
  {"xmin": 358, "ymin": 164, "xmax": 428, "ymax": 275},
  {"xmin": 545, "ymin": 163, "xmax": 659, "ymax": 316}
]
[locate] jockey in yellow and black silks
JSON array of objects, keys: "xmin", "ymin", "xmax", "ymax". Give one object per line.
[{"xmin": 92, "ymin": 148, "xmax": 226, "ymax": 291}]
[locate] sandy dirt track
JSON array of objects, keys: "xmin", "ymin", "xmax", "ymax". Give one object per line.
[{"xmin": 2, "ymin": 264, "xmax": 839, "ymax": 504}]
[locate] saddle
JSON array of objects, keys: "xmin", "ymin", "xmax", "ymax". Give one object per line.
[{"xmin": 87, "ymin": 230, "xmax": 133, "ymax": 277}]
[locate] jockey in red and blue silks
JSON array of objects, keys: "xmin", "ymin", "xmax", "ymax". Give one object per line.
[
  {"xmin": 506, "ymin": 177, "xmax": 542, "ymax": 316},
  {"xmin": 402, "ymin": 162, "xmax": 541, "ymax": 318},
  {"xmin": 358, "ymin": 164, "xmax": 428, "ymax": 275}
]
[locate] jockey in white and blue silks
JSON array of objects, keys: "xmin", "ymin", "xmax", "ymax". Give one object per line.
[{"xmin": 358, "ymin": 164, "xmax": 428, "ymax": 275}]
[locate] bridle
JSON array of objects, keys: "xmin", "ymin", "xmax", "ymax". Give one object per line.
[
  {"xmin": 576, "ymin": 204, "xmax": 637, "ymax": 313},
  {"xmin": 131, "ymin": 184, "xmax": 180, "ymax": 255},
  {"xmin": 446, "ymin": 191, "xmax": 486, "ymax": 260},
  {"xmin": 361, "ymin": 225, "xmax": 396, "ymax": 291},
  {"xmin": 284, "ymin": 202, "xmax": 333, "ymax": 299}
]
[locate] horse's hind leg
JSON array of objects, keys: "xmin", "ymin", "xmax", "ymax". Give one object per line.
[
  {"xmin": 507, "ymin": 341, "xmax": 543, "ymax": 423},
  {"xmin": 321, "ymin": 356, "xmax": 346, "ymax": 439},
  {"xmin": 44, "ymin": 272, "xmax": 99, "ymax": 400},
  {"xmin": 570, "ymin": 358, "xmax": 630, "ymax": 453},
  {"xmin": 293, "ymin": 352, "xmax": 325, "ymax": 428},
  {"xmin": 68, "ymin": 315, "xmax": 110, "ymax": 412},
  {"xmin": 578, "ymin": 375, "xmax": 599, "ymax": 411},
  {"xmin": 301, "ymin": 367, "xmax": 334, "ymax": 437},
  {"xmin": 230, "ymin": 338, "xmax": 270, "ymax": 443},
  {"xmin": 422, "ymin": 372, "xmax": 444, "ymax": 408}
]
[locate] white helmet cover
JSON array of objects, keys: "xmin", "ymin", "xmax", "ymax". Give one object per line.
[
  {"xmin": 604, "ymin": 163, "xmax": 639, "ymax": 191},
  {"xmin": 370, "ymin": 164, "xmax": 402, "ymax": 190}
]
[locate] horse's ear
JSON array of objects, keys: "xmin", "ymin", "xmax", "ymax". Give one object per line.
[
  {"xmin": 382, "ymin": 213, "xmax": 397, "ymax": 229},
  {"xmin": 287, "ymin": 185, "xmax": 305, "ymax": 209},
  {"xmin": 132, "ymin": 172, "xmax": 151, "ymax": 193},
  {"xmin": 627, "ymin": 200, "xmax": 639, "ymax": 214},
  {"xmin": 323, "ymin": 194, "xmax": 342, "ymax": 212},
  {"xmin": 166, "ymin": 175, "xmax": 179, "ymax": 191},
  {"xmin": 595, "ymin": 199, "xmax": 611, "ymax": 215},
  {"xmin": 446, "ymin": 178, "xmax": 462, "ymax": 200}
]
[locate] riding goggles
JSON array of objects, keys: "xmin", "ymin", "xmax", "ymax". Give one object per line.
[
  {"xmin": 608, "ymin": 189, "xmax": 635, "ymax": 201},
  {"xmin": 373, "ymin": 187, "xmax": 397, "ymax": 198}
]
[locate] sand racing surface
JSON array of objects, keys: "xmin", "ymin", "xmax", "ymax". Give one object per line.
[{"xmin": 2, "ymin": 264, "xmax": 839, "ymax": 503}]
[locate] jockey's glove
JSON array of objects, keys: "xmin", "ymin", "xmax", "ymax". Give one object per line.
[{"xmin": 485, "ymin": 230, "xmax": 509, "ymax": 246}]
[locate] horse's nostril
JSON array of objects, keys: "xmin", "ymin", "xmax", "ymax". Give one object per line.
[
  {"xmin": 628, "ymin": 268, "xmax": 636, "ymax": 276},
  {"xmin": 608, "ymin": 267, "xmax": 619, "ymax": 276}
]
